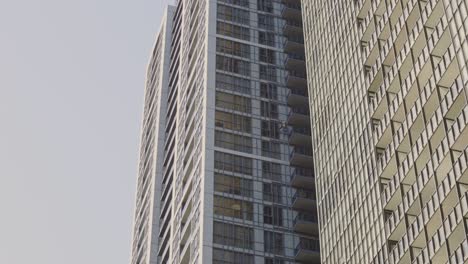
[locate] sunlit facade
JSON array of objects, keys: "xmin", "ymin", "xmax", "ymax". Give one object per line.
[{"xmin": 303, "ymin": 0, "xmax": 468, "ymax": 263}]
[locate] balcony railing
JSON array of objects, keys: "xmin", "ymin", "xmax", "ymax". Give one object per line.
[
  {"xmin": 283, "ymin": 3, "xmax": 301, "ymax": 10},
  {"xmin": 292, "ymin": 188, "xmax": 316, "ymax": 210},
  {"xmin": 289, "ymin": 126, "xmax": 311, "ymax": 137},
  {"xmin": 287, "ymin": 87, "xmax": 308, "ymax": 107},
  {"xmin": 294, "ymin": 212, "xmax": 318, "ymax": 225},
  {"xmin": 293, "ymin": 188, "xmax": 316, "ymax": 201},
  {"xmin": 287, "ymin": 70, "xmax": 307, "ymax": 79},
  {"xmin": 290, "ymin": 106, "xmax": 309, "ymax": 116},
  {"xmin": 289, "ymin": 87, "xmax": 308, "ymax": 97},
  {"xmin": 284, "ymin": 19, "xmax": 303, "ymax": 29},
  {"xmin": 291, "ymin": 166, "xmax": 314, "ymax": 178},
  {"xmin": 281, "ymin": 3, "xmax": 302, "ymax": 20},
  {"xmin": 290, "ymin": 166, "xmax": 315, "ymax": 187},
  {"xmin": 295, "ymin": 237, "xmax": 320, "ymax": 255},
  {"xmin": 284, "ymin": 53, "xmax": 306, "ymax": 71},
  {"xmin": 290, "ymin": 146, "xmax": 313, "ymax": 159},
  {"xmin": 284, "ymin": 36, "xmax": 304, "ymax": 45},
  {"xmin": 285, "ymin": 52, "xmax": 305, "ymax": 61}
]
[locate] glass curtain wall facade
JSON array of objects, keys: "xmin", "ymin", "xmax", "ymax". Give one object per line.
[
  {"xmin": 131, "ymin": 1, "xmax": 320, "ymax": 264},
  {"xmin": 302, "ymin": 0, "xmax": 468, "ymax": 263}
]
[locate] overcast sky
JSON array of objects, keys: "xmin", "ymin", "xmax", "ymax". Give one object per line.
[{"xmin": 0, "ymin": 0, "xmax": 173, "ymax": 263}]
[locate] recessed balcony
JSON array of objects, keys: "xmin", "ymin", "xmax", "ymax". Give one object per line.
[
  {"xmin": 290, "ymin": 146, "xmax": 313, "ymax": 167},
  {"xmin": 292, "ymin": 188, "xmax": 316, "ymax": 210},
  {"xmin": 284, "ymin": 52, "xmax": 306, "ymax": 71},
  {"xmin": 283, "ymin": 36, "xmax": 304, "ymax": 53},
  {"xmin": 285, "ymin": 70, "xmax": 307, "ymax": 89},
  {"xmin": 287, "ymin": 87, "xmax": 308, "ymax": 106},
  {"xmin": 287, "ymin": 106, "xmax": 310, "ymax": 126},
  {"xmin": 281, "ymin": 3, "xmax": 302, "ymax": 19},
  {"xmin": 294, "ymin": 237, "xmax": 321, "ymax": 262},
  {"xmin": 293, "ymin": 212, "xmax": 319, "ymax": 235},
  {"xmin": 288, "ymin": 126, "xmax": 311, "ymax": 146},
  {"xmin": 283, "ymin": 19, "xmax": 303, "ymax": 36},
  {"xmin": 290, "ymin": 166, "xmax": 315, "ymax": 187}
]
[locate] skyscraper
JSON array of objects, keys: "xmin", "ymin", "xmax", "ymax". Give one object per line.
[
  {"xmin": 302, "ymin": 0, "xmax": 468, "ymax": 263},
  {"xmin": 131, "ymin": 1, "xmax": 320, "ymax": 263}
]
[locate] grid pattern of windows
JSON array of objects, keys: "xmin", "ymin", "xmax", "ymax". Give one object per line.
[
  {"xmin": 303, "ymin": 0, "xmax": 468, "ymax": 263},
  {"xmin": 133, "ymin": 0, "xmax": 320, "ymax": 263},
  {"xmin": 212, "ymin": 0, "xmax": 319, "ymax": 263},
  {"xmin": 213, "ymin": 221, "xmax": 255, "ymax": 249}
]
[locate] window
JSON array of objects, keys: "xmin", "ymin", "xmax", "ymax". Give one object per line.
[
  {"xmin": 259, "ymin": 48, "xmax": 276, "ymax": 63},
  {"xmin": 217, "ymin": 38, "xmax": 251, "ymax": 58},
  {"xmin": 258, "ymin": 14, "xmax": 275, "ymax": 30},
  {"xmin": 214, "ymin": 173, "xmax": 253, "ymax": 197},
  {"xmin": 215, "ymin": 151, "xmax": 253, "ymax": 175},
  {"xmin": 258, "ymin": 31, "xmax": 275, "ymax": 46},
  {"xmin": 264, "ymin": 231, "xmax": 284, "ymax": 254},
  {"xmin": 214, "ymin": 221, "xmax": 254, "ymax": 249},
  {"xmin": 265, "ymin": 258, "xmax": 285, "ymax": 264},
  {"xmin": 213, "ymin": 248, "xmax": 254, "ymax": 264},
  {"xmin": 261, "ymin": 120, "xmax": 280, "ymax": 139},
  {"xmin": 218, "ymin": 5, "xmax": 250, "ymax": 25},
  {"xmin": 216, "ymin": 91, "xmax": 252, "ymax": 113},
  {"xmin": 260, "ymin": 101, "xmax": 278, "ymax": 118},
  {"xmin": 217, "ymin": 21, "xmax": 250, "ymax": 41},
  {"xmin": 216, "ymin": 73, "xmax": 251, "ymax": 94},
  {"xmin": 263, "ymin": 205, "xmax": 283, "ymax": 226},
  {"xmin": 217, "ymin": 55, "xmax": 250, "ymax": 76},
  {"xmin": 259, "ymin": 65, "xmax": 277, "ymax": 81},
  {"xmin": 260, "ymin": 83, "xmax": 277, "ymax": 99},
  {"xmin": 215, "ymin": 111, "xmax": 251, "ymax": 132},
  {"xmin": 218, "ymin": 0, "xmax": 249, "ymax": 7},
  {"xmin": 261, "ymin": 140, "xmax": 281, "ymax": 159},
  {"xmin": 257, "ymin": 0, "xmax": 273, "ymax": 13},
  {"xmin": 262, "ymin": 161, "xmax": 282, "ymax": 181},
  {"xmin": 263, "ymin": 182, "xmax": 282, "ymax": 203},
  {"xmin": 215, "ymin": 131, "xmax": 252, "ymax": 153},
  {"xmin": 214, "ymin": 195, "xmax": 253, "ymax": 220}
]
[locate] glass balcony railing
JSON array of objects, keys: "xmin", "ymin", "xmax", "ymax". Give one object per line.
[
  {"xmin": 293, "ymin": 212, "xmax": 318, "ymax": 226},
  {"xmin": 289, "ymin": 87, "xmax": 308, "ymax": 97},
  {"xmin": 285, "ymin": 52, "xmax": 305, "ymax": 61},
  {"xmin": 289, "ymin": 126, "xmax": 311, "ymax": 137},
  {"xmin": 295, "ymin": 237, "xmax": 320, "ymax": 255},
  {"xmin": 284, "ymin": 19, "xmax": 303, "ymax": 29},
  {"xmin": 289, "ymin": 146, "xmax": 313, "ymax": 160},
  {"xmin": 289, "ymin": 106, "xmax": 309, "ymax": 116},
  {"xmin": 293, "ymin": 188, "xmax": 316, "ymax": 201},
  {"xmin": 287, "ymin": 70, "xmax": 307, "ymax": 79}
]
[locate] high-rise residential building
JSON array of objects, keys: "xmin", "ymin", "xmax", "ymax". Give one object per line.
[
  {"xmin": 302, "ymin": 0, "xmax": 468, "ymax": 263},
  {"xmin": 131, "ymin": 1, "xmax": 320, "ymax": 264}
]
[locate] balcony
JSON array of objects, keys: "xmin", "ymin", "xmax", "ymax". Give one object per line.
[
  {"xmin": 285, "ymin": 70, "xmax": 307, "ymax": 89},
  {"xmin": 292, "ymin": 188, "xmax": 316, "ymax": 210},
  {"xmin": 293, "ymin": 212, "xmax": 319, "ymax": 235},
  {"xmin": 284, "ymin": 52, "xmax": 306, "ymax": 71},
  {"xmin": 287, "ymin": 87, "xmax": 308, "ymax": 106},
  {"xmin": 283, "ymin": 19, "xmax": 303, "ymax": 36},
  {"xmin": 283, "ymin": 36, "xmax": 304, "ymax": 52},
  {"xmin": 281, "ymin": 3, "xmax": 302, "ymax": 20},
  {"xmin": 287, "ymin": 106, "xmax": 310, "ymax": 126},
  {"xmin": 295, "ymin": 237, "xmax": 320, "ymax": 262},
  {"xmin": 288, "ymin": 126, "xmax": 311, "ymax": 146},
  {"xmin": 290, "ymin": 146, "xmax": 313, "ymax": 167},
  {"xmin": 290, "ymin": 166, "xmax": 315, "ymax": 187}
]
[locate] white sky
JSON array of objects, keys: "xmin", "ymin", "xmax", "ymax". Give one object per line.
[{"xmin": 0, "ymin": 0, "xmax": 173, "ymax": 263}]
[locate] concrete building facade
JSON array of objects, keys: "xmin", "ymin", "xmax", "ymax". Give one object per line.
[{"xmin": 302, "ymin": 0, "xmax": 468, "ymax": 263}]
